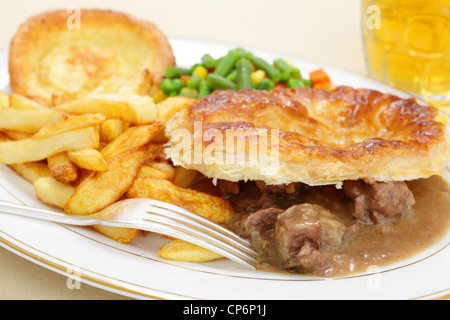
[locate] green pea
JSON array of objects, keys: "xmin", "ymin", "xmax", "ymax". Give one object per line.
[{"xmin": 256, "ymin": 78, "xmax": 275, "ymax": 90}]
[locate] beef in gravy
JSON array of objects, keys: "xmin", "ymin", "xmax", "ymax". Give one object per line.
[{"xmin": 214, "ymin": 176, "xmax": 450, "ymax": 277}]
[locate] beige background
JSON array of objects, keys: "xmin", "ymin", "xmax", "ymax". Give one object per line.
[{"xmin": 0, "ymin": 0, "xmax": 366, "ymax": 299}]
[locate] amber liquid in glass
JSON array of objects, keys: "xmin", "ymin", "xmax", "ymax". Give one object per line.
[{"xmin": 362, "ymin": 0, "xmax": 450, "ymax": 106}]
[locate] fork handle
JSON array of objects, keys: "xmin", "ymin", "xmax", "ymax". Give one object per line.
[{"xmin": 0, "ymin": 200, "xmax": 96, "ymax": 226}]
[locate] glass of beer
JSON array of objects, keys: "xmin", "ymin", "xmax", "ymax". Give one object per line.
[{"xmin": 362, "ymin": 0, "xmax": 450, "ymax": 107}]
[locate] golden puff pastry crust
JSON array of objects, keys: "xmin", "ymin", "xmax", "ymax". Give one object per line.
[
  {"xmin": 164, "ymin": 86, "xmax": 450, "ymax": 186},
  {"xmin": 9, "ymin": 9, "xmax": 175, "ymax": 105}
]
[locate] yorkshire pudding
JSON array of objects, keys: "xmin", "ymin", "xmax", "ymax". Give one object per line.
[
  {"xmin": 165, "ymin": 86, "xmax": 450, "ymax": 186},
  {"xmin": 9, "ymin": 9, "xmax": 175, "ymax": 105}
]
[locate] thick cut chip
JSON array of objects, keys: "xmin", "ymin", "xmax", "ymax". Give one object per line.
[
  {"xmin": 158, "ymin": 239, "xmax": 223, "ymax": 263},
  {"xmin": 9, "ymin": 162, "xmax": 51, "ymax": 183},
  {"xmin": 99, "ymin": 118, "xmax": 129, "ymax": 142},
  {"xmin": 126, "ymin": 177, "xmax": 233, "ymax": 224},
  {"xmin": 33, "ymin": 113, "xmax": 107, "ymax": 139},
  {"xmin": 34, "ymin": 176, "xmax": 76, "ymax": 209},
  {"xmin": 65, "ymin": 144, "xmax": 160, "ymax": 215},
  {"xmin": 0, "ymin": 109, "xmax": 66, "ymax": 133},
  {"xmin": 55, "ymin": 94, "xmax": 158, "ymax": 125},
  {"xmin": 67, "ymin": 148, "xmax": 108, "ymax": 171},
  {"xmin": 100, "ymin": 123, "xmax": 163, "ymax": 161},
  {"xmin": 156, "ymin": 96, "xmax": 194, "ymax": 124},
  {"xmin": 0, "ymin": 127, "xmax": 99, "ymax": 164},
  {"xmin": 47, "ymin": 152, "xmax": 78, "ymax": 183},
  {"xmin": 91, "ymin": 225, "xmax": 139, "ymax": 244},
  {"xmin": 9, "ymin": 93, "xmax": 47, "ymax": 110}
]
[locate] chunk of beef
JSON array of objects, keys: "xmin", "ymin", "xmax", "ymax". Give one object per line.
[
  {"xmin": 273, "ymin": 204, "xmax": 349, "ymax": 272},
  {"xmin": 226, "ymin": 207, "xmax": 284, "ymax": 238},
  {"xmin": 343, "ymin": 180, "xmax": 415, "ymax": 225}
]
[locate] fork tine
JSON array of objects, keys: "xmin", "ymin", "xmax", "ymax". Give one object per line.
[
  {"xmin": 139, "ymin": 218, "xmax": 258, "ymax": 270},
  {"xmin": 147, "ymin": 199, "xmax": 251, "ymax": 248},
  {"xmin": 144, "ymin": 201, "xmax": 259, "ymax": 269},
  {"xmin": 145, "ymin": 205, "xmax": 257, "ymax": 257}
]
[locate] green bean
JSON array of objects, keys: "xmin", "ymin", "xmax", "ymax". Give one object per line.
[
  {"xmin": 273, "ymin": 59, "xmax": 301, "ymax": 79},
  {"xmin": 235, "ymin": 58, "xmax": 253, "ymax": 90},
  {"xmin": 302, "ymin": 79, "xmax": 313, "ymax": 88},
  {"xmin": 207, "ymin": 73, "xmax": 237, "ymax": 90},
  {"xmin": 256, "ymin": 78, "xmax": 275, "ymax": 91},
  {"xmin": 287, "ymin": 78, "xmax": 306, "ymax": 89},
  {"xmin": 163, "ymin": 66, "xmax": 191, "ymax": 79},
  {"xmin": 213, "ymin": 49, "xmax": 241, "ymax": 77},
  {"xmin": 197, "ymin": 80, "xmax": 213, "ymax": 98},
  {"xmin": 226, "ymin": 69, "xmax": 237, "ymax": 82},
  {"xmin": 201, "ymin": 54, "xmax": 217, "ymax": 69},
  {"xmin": 252, "ymin": 57, "xmax": 281, "ymax": 82}
]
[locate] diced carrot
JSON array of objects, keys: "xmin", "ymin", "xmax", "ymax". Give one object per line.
[
  {"xmin": 275, "ymin": 82, "xmax": 287, "ymax": 88},
  {"xmin": 180, "ymin": 74, "xmax": 190, "ymax": 83},
  {"xmin": 309, "ymin": 68, "xmax": 331, "ymax": 86},
  {"xmin": 313, "ymin": 83, "xmax": 331, "ymax": 89}
]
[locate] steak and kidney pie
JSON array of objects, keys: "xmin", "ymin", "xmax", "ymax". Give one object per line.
[{"xmin": 164, "ymin": 86, "xmax": 450, "ymax": 276}]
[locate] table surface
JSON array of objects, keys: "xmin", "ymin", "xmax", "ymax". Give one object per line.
[{"xmin": 0, "ymin": 0, "xmax": 366, "ymax": 300}]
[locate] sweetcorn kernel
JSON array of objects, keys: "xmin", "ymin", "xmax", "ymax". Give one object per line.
[
  {"xmin": 251, "ymin": 69, "xmax": 266, "ymax": 85},
  {"xmin": 192, "ymin": 66, "xmax": 208, "ymax": 80}
]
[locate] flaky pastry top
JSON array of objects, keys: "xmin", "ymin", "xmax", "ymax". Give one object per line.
[{"xmin": 165, "ymin": 87, "xmax": 450, "ymax": 186}]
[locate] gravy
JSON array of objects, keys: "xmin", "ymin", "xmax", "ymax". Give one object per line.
[{"xmin": 257, "ymin": 176, "xmax": 450, "ymax": 277}]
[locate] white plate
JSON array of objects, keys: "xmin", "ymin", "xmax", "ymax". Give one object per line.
[{"xmin": 0, "ymin": 38, "xmax": 449, "ymax": 300}]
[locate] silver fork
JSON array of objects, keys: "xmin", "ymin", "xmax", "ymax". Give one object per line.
[{"xmin": 0, "ymin": 199, "xmax": 258, "ymax": 270}]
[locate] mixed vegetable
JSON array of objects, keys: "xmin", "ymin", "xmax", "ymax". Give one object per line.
[{"xmin": 155, "ymin": 48, "xmax": 331, "ymax": 102}]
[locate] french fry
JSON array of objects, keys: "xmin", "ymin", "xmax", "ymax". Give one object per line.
[
  {"xmin": 47, "ymin": 152, "xmax": 78, "ymax": 183},
  {"xmin": 147, "ymin": 160, "xmax": 176, "ymax": 180},
  {"xmin": 156, "ymin": 96, "xmax": 194, "ymax": 123},
  {"xmin": 0, "ymin": 108, "xmax": 67, "ymax": 133},
  {"xmin": 137, "ymin": 165, "xmax": 173, "ymax": 180},
  {"xmin": 0, "ymin": 91, "xmax": 9, "ymax": 109},
  {"xmin": 67, "ymin": 148, "xmax": 108, "ymax": 171},
  {"xmin": 158, "ymin": 239, "xmax": 223, "ymax": 263},
  {"xmin": 91, "ymin": 225, "xmax": 139, "ymax": 244},
  {"xmin": 55, "ymin": 93, "xmax": 159, "ymax": 125},
  {"xmin": 126, "ymin": 177, "xmax": 233, "ymax": 224},
  {"xmin": 34, "ymin": 176, "xmax": 75, "ymax": 209},
  {"xmin": 117, "ymin": 69, "xmax": 153, "ymax": 95},
  {"xmin": 9, "ymin": 93, "xmax": 47, "ymax": 110},
  {"xmin": 9, "ymin": 162, "xmax": 51, "ymax": 183},
  {"xmin": 100, "ymin": 123, "xmax": 163, "ymax": 161},
  {"xmin": 65, "ymin": 144, "xmax": 161, "ymax": 215},
  {"xmin": 0, "ymin": 127, "xmax": 99, "ymax": 164},
  {"xmin": 33, "ymin": 113, "xmax": 107, "ymax": 139},
  {"xmin": 2, "ymin": 130, "xmax": 33, "ymax": 140},
  {"xmin": 173, "ymin": 166, "xmax": 199, "ymax": 188},
  {"xmin": 99, "ymin": 118, "xmax": 129, "ymax": 142}
]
